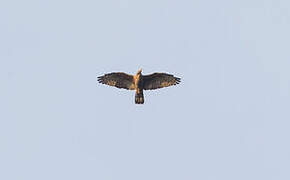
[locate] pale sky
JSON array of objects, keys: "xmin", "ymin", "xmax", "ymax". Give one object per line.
[{"xmin": 1, "ymin": 0, "xmax": 290, "ymax": 179}]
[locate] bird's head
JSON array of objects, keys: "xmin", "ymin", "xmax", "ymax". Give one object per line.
[{"xmin": 137, "ymin": 68, "xmax": 142, "ymax": 75}]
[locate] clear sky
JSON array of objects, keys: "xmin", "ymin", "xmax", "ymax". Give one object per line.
[{"xmin": 1, "ymin": 0, "xmax": 290, "ymax": 179}]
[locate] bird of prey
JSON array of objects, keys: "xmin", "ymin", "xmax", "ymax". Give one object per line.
[{"xmin": 97, "ymin": 69, "xmax": 181, "ymax": 104}]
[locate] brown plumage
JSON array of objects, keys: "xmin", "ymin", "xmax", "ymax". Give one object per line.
[{"xmin": 97, "ymin": 69, "xmax": 181, "ymax": 104}]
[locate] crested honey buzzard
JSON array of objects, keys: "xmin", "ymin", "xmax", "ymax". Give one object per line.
[{"xmin": 97, "ymin": 69, "xmax": 181, "ymax": 104}]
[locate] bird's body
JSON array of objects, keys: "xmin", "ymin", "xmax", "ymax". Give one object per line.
[
  {"xmin": 133, "ymin": 69, "xmax": 144, "ymax": 104},
  {"xmin": 97, "ymin": 69, "xmax": 180, "ymax": 104}
]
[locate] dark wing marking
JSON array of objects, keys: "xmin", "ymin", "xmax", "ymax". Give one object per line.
[
  {"xmin": 143, "ymin": 73, "xmax": 181, "ymax": 90},
  {"xmin": 97, "ymin": 72, "xmax": 135, "ymax": 90}
]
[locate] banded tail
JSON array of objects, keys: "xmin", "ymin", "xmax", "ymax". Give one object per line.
[{"xmin": 135, "ymin": 90, "xmax": 144, "ymax": 104}]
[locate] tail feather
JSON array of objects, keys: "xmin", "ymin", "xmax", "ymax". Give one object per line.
[{"xmin": 135, "ymin": 90, "xmax": 144, "ymax": 104}]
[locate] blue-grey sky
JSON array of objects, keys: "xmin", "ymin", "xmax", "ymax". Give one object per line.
[{"xmin": 1, "ymin": 0, "xmax": 290, "ymax": 179}]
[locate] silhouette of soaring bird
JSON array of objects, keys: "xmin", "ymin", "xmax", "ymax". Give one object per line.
[{"xmin": 97, "ymin": 69, "xmax": 181, "ymax": 104}]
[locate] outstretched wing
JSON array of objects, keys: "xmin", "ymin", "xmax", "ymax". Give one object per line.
[
  {"xmin": 143, "ymin": 73, "xmax": 181, "ymax": 90},
  {"xmin": 97, "ymin": 72, "xmax": 135, "ymax": 90}
]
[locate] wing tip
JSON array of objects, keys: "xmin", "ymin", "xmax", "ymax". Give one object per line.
[
  {"xmin": 175, "ymin": 77, "xmax": 181, "ymax": 84},
  {"xmin": 97, "ymin": 76, "xmax": 104, "ymax": 83}
]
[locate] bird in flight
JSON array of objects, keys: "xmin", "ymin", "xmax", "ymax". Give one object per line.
[{"xmin": 97, "ymin": 69, "xmax": 181, "ymax": 104}]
